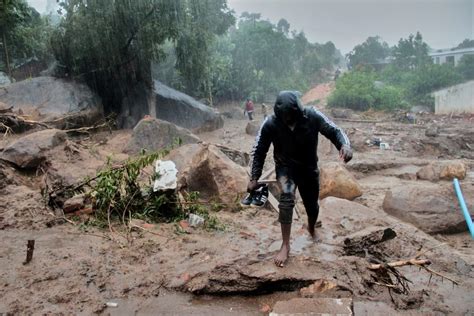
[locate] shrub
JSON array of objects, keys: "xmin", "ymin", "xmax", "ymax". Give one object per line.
[
  {"xmin": 457, "ymin": 54, "xmax": 474, "ymax": 80},
  {"xmin": 328, "ymin": 70, "xmax": 403, "ymax": 111}
]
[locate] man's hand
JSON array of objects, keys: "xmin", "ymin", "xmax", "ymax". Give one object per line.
[
  {"xmin": 247, "ymin": 179, "xmax": 258, "ymax": 192},
  {"xmin": 339, "ymin": 145, "xmax": 353, "ymax": 163}
]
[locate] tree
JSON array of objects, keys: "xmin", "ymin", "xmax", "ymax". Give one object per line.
[
  {"xmin": 175, "ymin": 0, "xmax": 234, "ymax": 99},
  {"xmin": 393, "ymin": 32, "xmax": 431, "ymax": 70},
  {"xmin": 52, "ymin": 0, "xmax": 234, "ymax": 112},
  {"xmin": 347, "ymin": 36, "xmax": 390, "ymax": 67},
  {"xmin": 455, "ymin": 39, "xmax": 474, "ymax": 50},
  {"xmin": 276, "ymin": 18, "xmax": 290, "ymax": 35},
  {"xmin": 457, "ymin": 54, "xmax": 474, "ymax": 80},
  {"xmin": 0, "ymin": 0, "xmax": 30, "ymax": 76}
]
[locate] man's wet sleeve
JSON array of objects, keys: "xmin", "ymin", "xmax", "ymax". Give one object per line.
[
  {"xmin": 312, "ymin": 108, "xmax": 350, "ymax": 150},
  {"xmin": 250, "ymin": 118, "xmax": 272, "ymax": 180}
]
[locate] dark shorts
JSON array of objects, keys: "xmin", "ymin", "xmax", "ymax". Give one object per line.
[{"xmin": 276, "ymin": 167, "xmax": 320, "ymax": 224}]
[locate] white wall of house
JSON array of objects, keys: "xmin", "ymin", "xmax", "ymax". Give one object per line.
[
  {"xmin": 430, "ymin": 47, "xmax": 474, "ymax": 66},
  {"xmin": 433, "ymin": 80, "xmax": 474, "ymax": 114}
]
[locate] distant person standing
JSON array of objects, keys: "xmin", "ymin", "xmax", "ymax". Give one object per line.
[{"xmin": 245, "ymin": 98, "xmax": 254, "ymax": 121}]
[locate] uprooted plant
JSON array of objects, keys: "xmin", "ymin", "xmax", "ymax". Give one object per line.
[{"xmin": 47, "ymin": 147, "xmax": 230, "ymax": 234}]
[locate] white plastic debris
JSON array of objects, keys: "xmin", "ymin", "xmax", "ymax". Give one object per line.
[
  {"xmin": 379, "ymin": 142, "xmax": 390, "ymax": 150},
  {"xmin": 106, "ymin": 302, "xmax": 118, "ymax": 308},
  {"xmin": 188, "ymin": 213, "xmax": 205, "ymax": 227},
  {"xmin": 153, "ymin": 160, "xmax": 178, "ymax": 192}
]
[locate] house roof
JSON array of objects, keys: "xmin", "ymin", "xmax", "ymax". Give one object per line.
[{"xmin": 429, "ymin": 47, "xmax": 474, "ymax": 57}]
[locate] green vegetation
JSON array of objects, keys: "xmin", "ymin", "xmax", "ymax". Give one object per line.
[
  {"xmin": 330, "ymin": 34, "xmax": 470, "ymax": 111},
  {"xmin": 328, "ymin": 70, "xmax": 403, "ymax": 111},
  {"xmin": 0, "ymin": 0, "xmax": 54, "ymax": 75},
  {"xmin": 158, "ymin": 13, "xmax": 341, "ymax": 102}
]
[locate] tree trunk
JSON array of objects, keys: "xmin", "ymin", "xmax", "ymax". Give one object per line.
[{"xmin": 2, "ymin": 30, "xmax": 12, "ymax": 78}]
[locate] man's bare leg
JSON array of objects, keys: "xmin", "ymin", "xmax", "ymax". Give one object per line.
[
  {"xmin": 274, "ymin": 223, "xmax": 291, "ymax": 267},
  {"xmin": 307, "ymin": 215, "xmax": 317, "ymax": 240}
]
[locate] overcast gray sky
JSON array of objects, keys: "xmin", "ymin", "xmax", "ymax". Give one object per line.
[{"xmin": 28, "ymin": 0, "xmax": 473, "ymax": 54}]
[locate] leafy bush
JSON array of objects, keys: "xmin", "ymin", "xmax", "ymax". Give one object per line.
[
  {"xmin": 402, "ymin": 64, "xmax": 462, "ymax": 106},
  {"xmin": 457, "ymin": 54, "xmax": 474, "ymax": 80},
  {"xmin": 328, "ymin": 70, "xmax": 403, "ymax": 111}
]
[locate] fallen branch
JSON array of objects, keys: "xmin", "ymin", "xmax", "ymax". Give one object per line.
[
  {"xmin": 369, "ymin": 259, "xmax": 431, "ymax": 270},
  {"xmin": 413, "ymin": 263, "xmax": 459, "ymax": 286},
  {"xmin": 64, "ymin": 121, "xmax": 110, "ymax": 135}
]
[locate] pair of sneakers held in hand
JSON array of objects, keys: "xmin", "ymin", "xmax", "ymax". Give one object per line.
[{"xmin": 241, "ymin": 184, "xmax": 269, "ymax": 207}]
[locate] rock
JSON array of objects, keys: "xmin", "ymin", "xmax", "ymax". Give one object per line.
[
  {"xmin": 125, "ymin": 117, "xmax": 200, "ymax": 154},
  {"xmin": 164, "ymin": 143, "xmax": 202, "ymax": 172},
  {"xmin": 0, "ymin": 76, "xmax": 103, "ymax": 128},
  {"xmin": 214, "ymin": 144, "xmax": 250, "ymax": 167},
  {"xmin": 440, "ymin": 161, "xmax": 467, "ymax": 180},
  {"xmin": 417, "ymin": 161, "xmax": 467, "ymax": 181},
  {"xmin": 331, "ymin": 108, "xmax": 353, "ymax": 119},
  {"xmin": 1, "ymin": 129, "xmax": 67, "ymax": 168},
  {"xmin": 270, "ymin": 298, "xmax": 353, "ymax": 316},
  {"xmin": 416, "ymin": 162, "xmax": 441, "ymax": 181},
  {"xmin": 382, "ymin": 183, "xmax": 474, "ymax": 234},
  {"xmin": 181, "ymin": 144, "xmax": 247, "ymax": 204},
  {"xmin": 319, "ymin": 162, "xmax": 363, "ymax": 200},
  {"xmin": 153, "ymin": 81, "xmax": 223, "ymax": 133},
  {"xmin": 425, "ymin": 126, "xmax": 439, "ymax": 137},
  {"xmin": 0, "ymin": 71, "xmax": 11, "ymax": 86},
  {"xmin": 63, "ymin": 194, "xmax": 85, "ymax": 213},
  {"xmin": 245, "ymin": 121, "xmax": 261, "ymax": 136}
]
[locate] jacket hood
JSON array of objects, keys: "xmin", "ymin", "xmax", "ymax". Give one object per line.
[{"xmin": 274, "ymin": 91, "xmax": 304, "ymax": 118}]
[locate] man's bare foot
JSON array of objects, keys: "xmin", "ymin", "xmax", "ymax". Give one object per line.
[
  {"xmin": 274, "ymin": 244, "xmax": 290, "ymax": 267},
  {"xmin": 307, "ymin": 221, "xmax": 322, "ymax": 241}
]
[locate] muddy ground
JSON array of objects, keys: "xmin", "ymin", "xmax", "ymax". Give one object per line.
[{"xmin": 1, "ymin": 87, "xmax": 474, "ymax": 315}]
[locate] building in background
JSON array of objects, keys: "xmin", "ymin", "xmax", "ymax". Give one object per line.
[{"xmin": 429, "ymin": 47, "xmax": 474, "ymax": 66}]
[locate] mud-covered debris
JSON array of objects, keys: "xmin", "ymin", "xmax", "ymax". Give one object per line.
[
  {"xmin": 63, "ymin": 194, "xmax": 86, "ymax": 213},
  {"xmin": 343, "ymin": 228, "xmax": 397, "ymax": 259}
]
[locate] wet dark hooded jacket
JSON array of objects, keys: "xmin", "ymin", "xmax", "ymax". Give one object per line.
[{"xmin": 250, "ymin": 91, "xmax": 350, "ymax": 180}]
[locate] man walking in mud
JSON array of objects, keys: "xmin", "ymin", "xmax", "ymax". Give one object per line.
[{"xmin": 247, "ymin": 91, "xmax": 352, "ymax": 267}]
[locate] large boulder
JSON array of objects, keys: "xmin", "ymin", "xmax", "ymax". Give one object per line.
[
  {"xmin": 153, "ymin": 81, "xmax": 223, "ymax": 133},
  {"xmin": 179, "ymin": 144, "xmax": 247, "ymax": 204},
  {"xmin": 382, "ymin": 183, "xmax": 474, "ymax": 234},
  {"xmin": 0, "ymin": 71, "xmax": 11, "ymax": 86},
  {"xmin": 319, "ymin": 162, "xmax": 362, "ymax": 200},
  {"xmin": 245, "ymin": 121, "xmax": 261, "ymax": 136},
  {"xmin": 125, "ymin": 117, "xmax": 200, "ymax": 154},
  {"xmin": 0, "ymin": 76, "xmax": 103, "ymax": 128},
  {"xmin": 1, "ymin": 129, "xmax": 66, "ymax": 168},
  {"xmin": 417, "ymin": 161, "xmax": 467, "ymax": 181}
]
